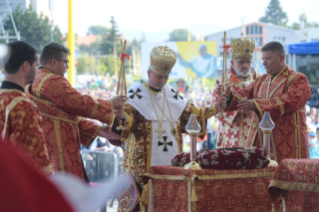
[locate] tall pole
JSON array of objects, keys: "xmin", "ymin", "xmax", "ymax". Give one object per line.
[{"xmin": 67, "ymin": 0, "xmax": 75, "ymax": 87}]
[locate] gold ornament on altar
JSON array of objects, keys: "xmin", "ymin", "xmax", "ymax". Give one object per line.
[
  {"xmin": 230, "ymin": 35, "xmax": 255, "ymax": 59},
  {"xmin": 184, "ymin": 114, "xmax": 201, "ymax": 170},
  {"xmin": 116, "ymin": 40, "xmax": 129, "ymax": 131},
  {"xmin": 149, "ymin": 46, "xmax": 176, "ymax": 76},
  {"xmin": 259, "ymin": 112, "xmax": 278, "ymax": 166}
]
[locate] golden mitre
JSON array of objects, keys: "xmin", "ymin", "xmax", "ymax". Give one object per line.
[
  {"xmin": 230, "ymin": 37, "xmax": 255, "ymax": 59},
  {"xmin": 149, "ymin": 46, "xmax": 176, "ymax": 75}
]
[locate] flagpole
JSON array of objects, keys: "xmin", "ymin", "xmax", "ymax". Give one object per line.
[{"xmin": 67, "ymin": 0, "xmax": 75, "ymax": 87}]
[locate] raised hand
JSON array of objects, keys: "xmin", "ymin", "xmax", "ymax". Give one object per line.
[
  {"xmin": 215, "ymin": 96, "xmax": 227, "ymax": 112},
  {"xmin": 111, "ymin": 95, "xmax": 127, "ymax": 109}
]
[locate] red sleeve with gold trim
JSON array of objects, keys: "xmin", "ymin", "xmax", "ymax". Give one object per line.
[
  {"xmin": 77, "ymin": 117, "xmax": 100, "ymax": 147},
  {"xmin": 253, "ymin": 73, "xmax": 311, "ymax": 119},
  {"xmin": 8, "ymin": 102, "xmax": 52, "ymax": 175},
  {"xmin": 37, "ymin": 75, "xmax": 114, "ymax": 125}
]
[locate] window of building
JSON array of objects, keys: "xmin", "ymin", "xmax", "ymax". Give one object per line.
[{"xmin": 246, "ymin": 25, "xmax": 262, "ymax": 35}]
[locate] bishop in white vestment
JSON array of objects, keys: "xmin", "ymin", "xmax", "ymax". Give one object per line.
[{"xmin": 112, "ymin": 46, "xmax": 226, "ymax": 211}]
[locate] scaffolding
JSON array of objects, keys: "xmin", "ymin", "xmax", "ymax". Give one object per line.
[{"xmin": 0, "ymin": 0, "xmax": 21, "ymax": 42}]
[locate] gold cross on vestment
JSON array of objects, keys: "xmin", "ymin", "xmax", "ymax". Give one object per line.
[{"xmin": 155, "ymin": 122, "xmax": 166, "ymax": 138}]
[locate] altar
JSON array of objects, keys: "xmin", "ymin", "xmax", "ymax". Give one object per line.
[
  {"xmin": 269, "ymin": 159, "xmax": 319, "ymax": 211},
  {"xmin": 143, "ymin": 165, "xmax": 282, "ymax": 212}
]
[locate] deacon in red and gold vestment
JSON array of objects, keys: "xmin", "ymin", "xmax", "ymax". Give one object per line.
[
  {"xmin": 112, "ymin": 46, "xmax": 227, "ymax": 211},
  {"xmin": 225, "ymin": 41, "xmax": 311, "ymax": 163},
  {"xmin": 0, "ymin": 41, "xmax": 52, "ymax": 174},
  {"xmin": 26, "ymin": 42, "xmax": 125, "ymax": 181},
  {"xmin": 212, "ymin": 36, "xmax": 258, "ymax": 148}
]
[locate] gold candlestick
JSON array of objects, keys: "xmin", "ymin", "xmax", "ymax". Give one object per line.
[
  {"xmin": 184, "ymin": 114, "xmax": 202, "ymax": 170},
  {"xmin": 116, "ymin": 40, "xmax": 129, "ymax": 130}
]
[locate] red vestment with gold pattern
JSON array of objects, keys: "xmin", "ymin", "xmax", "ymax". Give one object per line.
[
  {"xmin": 227, "ymin": 66, "xmax": 311, "ymax": 163},
  {"xmin": 0, "ymin": 89, "xmax": 52, "ymax": 174},
  {"xmin": 212, "ymin": 69, "xmax": 258, "ymax": 148},
  {"xmin": 26, "ymin": 68, "xmax": 115, "ymax": 181}
]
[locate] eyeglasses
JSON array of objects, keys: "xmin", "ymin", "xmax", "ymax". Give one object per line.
[
  {"xmin": 56, "ymin": 59, "xmax": 69, "ymax": 66},
  {"xmin": 235, "ymin": 60, "xmax": 252, "ymax": 65},
  {"xmin": 262, "ymin": 55, "xmax": 281, "ymax": 62}
]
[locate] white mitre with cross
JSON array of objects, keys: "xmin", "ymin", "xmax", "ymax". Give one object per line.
[{"xmin": 127, "ymin": 82, "xmax": 187, "ymax": 166}]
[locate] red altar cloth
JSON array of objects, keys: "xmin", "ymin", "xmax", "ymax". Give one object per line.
[
  {"xmin": 144, "ymin": 166, "xmax": 281, "ymax": 212},
  {"xmin": 269, "ymin": 159, "xmax": 319, "ymax": 211}
]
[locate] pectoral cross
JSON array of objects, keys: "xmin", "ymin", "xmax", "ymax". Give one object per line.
[
  {"xmin": 171, "ymin": 89, "xmax": 183, "ymax": 100},
  {"xmin": 155, "ymin": 121, "xmax": 165, "ymax": 138},
  {"xmin": 158, "ymin": 136, "xmax": 173, "ymax": 151}
]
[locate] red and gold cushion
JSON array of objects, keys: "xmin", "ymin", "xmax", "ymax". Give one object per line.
[{"xmin": 172, "ymin": 147, "xmax": 269, "ymax": 169}]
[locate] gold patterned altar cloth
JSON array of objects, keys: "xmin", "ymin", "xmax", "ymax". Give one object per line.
[
  {"xmin": 143, "ymin": 165, "xmax": 282, "ymax": 212},
  {"xmin": 269, "ymin": 159, "xmax": 319, "ymax": 212}
]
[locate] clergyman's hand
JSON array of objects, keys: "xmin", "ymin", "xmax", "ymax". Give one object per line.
[
  {"xmin": 217, "ymin": 84, "xmax": 231, "ymax": 99},
  {"xmin": 215, "ymin": 96, "xmax": 227, "ymax": 112},
  {"xmin": 111, "ymin": 95, "xmax": 127, "ymax": 109},
  {"xmin": 237, "ymin": 99, "xmax": 256, "ymax": 112},
  {"xmin": 98, "ymin": 125, "xmax": 121, "ymax": 140}
]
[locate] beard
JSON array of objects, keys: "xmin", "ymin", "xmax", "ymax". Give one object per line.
[{"xmin": 233, "ymin": 67, "xmax": 249, "ymax": 78}]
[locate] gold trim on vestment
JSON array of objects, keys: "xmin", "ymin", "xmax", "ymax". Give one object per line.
[
  {"xmin": 2, "ymin": 96, "xmax": 33, "ymax": 139},
  {"xmin": 39, "ymin": 112, "xmax": 78, "ymax": 124},
  {"xmin": 270, "ymin": 79, "xmax": 286, "ymax": 98},
  {"xmin": 257, "ymin": 127, "xmax": 263, "ymax": 147},
  {"xmin": 36, "ymin": 73, "xmax": 53, "ymax": 97},
  {"xmin": 0, "ymin": 89, "xmax": 25, "ymax": 95},
  {"xmin": 252, "ymin": 99, "xmax": 264, "ymax": 118},
  {"xmin": 27, "ymin": 88, "xmax": 56, "ymax": 106},
  {"xmin": 53, "ymin": 119, "xmax": 65, "ymax": 173},
  {"xmin": 270, "ymin": 132, "xmax": 278, "ymax": 162},
  {"xmin": 258, "ymin": 77, "xmax": 267, "ymax": 98},
  {"xmin": 269, "ymin": 179, "xmax": 319, "ymax": 193},
  {"xmin": 297, "ymin": 112, "xmax": 301, "ymax": 158},
  {"xmin": 274, "ymin": 97, "xmax": 285, "ymax": 116},
  {"xmin": 285, "ymin": 72, "xmax": 298, "ymax": 92}
]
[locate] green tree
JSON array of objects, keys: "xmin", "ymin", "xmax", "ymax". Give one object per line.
[
  {"xmin": 3, "ymin": 5, "xmax": 62, "ymax": 51},
  {"xmin": 259, "ymin": 0, "xmax": 288, "ymax": 26},
  {"xmin": 99, "ymin": 16, "xmax": 121, "ymax": 55},
  {"xmin": 168, "ymin": 29, "xmax": 196, "ymax": 41},
  {"xmin": 87, "ymin": 25, "xmax": 109, "ymax": 35},
  {"xmin": 290, "ymin": 12, "xmax": 319, "ymax": 30}
]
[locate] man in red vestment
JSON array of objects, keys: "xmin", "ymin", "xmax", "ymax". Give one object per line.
[
  {"xmin": 224, "ymin": 41, "xmax": 311, "ymax": 163},
  {"xmin": 212, "ymin": 36, "xmax": 259, "ymax": 148},
  {"xmin": 26, "ymin": 42, "xmax": 124, "ymax": 181},
  {"xmin": 0, "ymin": 41, "xmax": 52, "ymax": 174}
]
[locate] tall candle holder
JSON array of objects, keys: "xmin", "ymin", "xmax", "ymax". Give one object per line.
[
  {"xmin": 184, "ymin": 114, "xmax": 202, "ymax": 170},
  {"xmin": 259, "ymin": 112, "xmax": 278, "ymax": 166}
]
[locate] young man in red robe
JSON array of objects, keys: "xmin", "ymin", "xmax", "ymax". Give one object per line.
[
  {"xmin": 26, "ymin": 42, "xmax": 124, "ymax": 181},
  {"xmin": 0, "ymin": 41, "xmax": 53, "ymax": 174},
  {"xmin": 224, "ymin": 41, "xmax": 311, "ymax": 163}
]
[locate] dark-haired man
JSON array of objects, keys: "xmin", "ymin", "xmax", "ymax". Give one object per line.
[
  {"xmin": 0, "ymin": 41, "xmax": 53, "ymax": 174},
  {"xmin": 225, "ymin": 41, "xmax": 311, "ymax": 163},
  {"xmin": 26, "ymin": 42, "xmax": 125, "ymax": 181}
]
